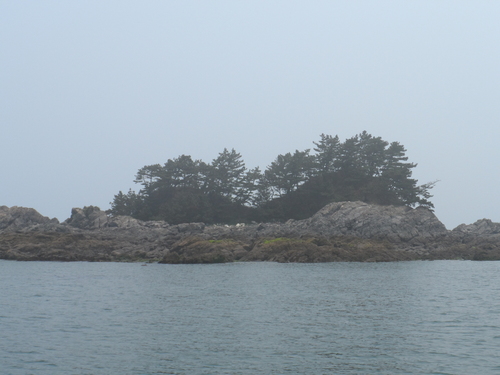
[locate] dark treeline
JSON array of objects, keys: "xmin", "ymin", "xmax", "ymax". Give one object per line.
[{"xmin": 110, "ymin": 131, "xmax": 435, "ymax": 224}]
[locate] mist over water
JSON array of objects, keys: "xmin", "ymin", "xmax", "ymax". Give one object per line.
[{"xmin": 1, "ymin": 260, "xmax": 500, "ymax": 374}]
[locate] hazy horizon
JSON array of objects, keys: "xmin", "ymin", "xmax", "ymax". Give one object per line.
[{"xmin": 2, "ymin": 1, "xmax": 499, "ymax": 229}]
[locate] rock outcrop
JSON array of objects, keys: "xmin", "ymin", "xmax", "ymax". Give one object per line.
[
  {"xmin": 291, "ymin": 201, "xmax": 447, "ymax": 240},
  {"xmin": 453, "ymin": 219, "xmax": 500, "ymax": 236},
  {"xmin": 1, "ymin": 201, "xmax": 500, "ymax": 263},
  {"xmin": 64, "ymin": 206, "xmax": 109, "ymax": 229},
  {"xmin": 0, "ymin": 206, "xmax": 59, "ymax": 231}
]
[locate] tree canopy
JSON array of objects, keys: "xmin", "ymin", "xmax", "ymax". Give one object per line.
[{"xmin": 110, "ymin": 132, "xmax": 436, "ymax": 224}]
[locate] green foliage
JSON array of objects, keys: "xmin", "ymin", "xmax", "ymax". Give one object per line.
[
  {"xmin": 265, "ymin": 149, "xmax": 315, "ymax": 198},
  {"xmin": 209, "ymin": 148, "xmax": 246, "ymax": 200},
  {"xmin": 313, "ymin": 133, "xmax": 341, "ymax": 174},
  {"xmin": 110, "ymin": 132, "xmax": 436, "ymax": 224},
  {"xmin": 110, "ymin": 190, "xmax": 143, "ymax": 217}
]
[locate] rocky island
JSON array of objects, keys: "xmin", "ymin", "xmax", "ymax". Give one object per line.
[{"xmin": 1, "ymin": 201, "xmax": 500, "ymax": 263}]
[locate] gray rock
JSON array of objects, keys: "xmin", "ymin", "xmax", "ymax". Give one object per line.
[
  {"xmin": 176, "ymin": 222, "xmax": 205, "ymax": 233},
  {"xmin": 453, "ymin": 219, "xmax": 500, "ymax": 236},
  {"xmin": 106, "ymin": 215, "xmax": 144, "ymax": 228},
  {"xmin": 2, "ymin": 201, "xmax": 500, "ymax": 262},
  {"xmin": 65, "ymin": 206, "xmax": 109, "ymax": 229},
  {"xmin": 0, "ymin": 206, "xmax": 58, "ymax": 231},
  {"xmin": 290, "ymin": 201, "xmax": 448, "ymax": 240}
]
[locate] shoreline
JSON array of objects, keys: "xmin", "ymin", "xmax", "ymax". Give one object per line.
[{"xmin": 1, "ymin": 202, "xmax": 499, "ymax": 263}]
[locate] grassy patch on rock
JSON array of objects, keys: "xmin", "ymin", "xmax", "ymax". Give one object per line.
[
  {"xmin": 160, "ymin": 236, "xmax": 249, "ymax": 264},
  {"xmin": 243, "ymin": 236, "xmax": 416, "ymax": 263}
]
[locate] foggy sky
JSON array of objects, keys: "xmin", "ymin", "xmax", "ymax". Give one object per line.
[{"xmin": 1, "ymin": 1, "xmax": 499, "ymax": 229}]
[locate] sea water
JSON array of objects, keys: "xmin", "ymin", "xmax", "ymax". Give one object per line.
[{"xmin": 1, "ymin": 260, "xmax": 500, "ymax": 374}]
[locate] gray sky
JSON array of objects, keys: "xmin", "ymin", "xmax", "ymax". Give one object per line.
[{"xmin": 1, "ymin": 1, "xmax": 499, "ymax": 229}]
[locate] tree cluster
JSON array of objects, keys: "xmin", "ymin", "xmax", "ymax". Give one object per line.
[{"xmin": 110, "ymin": 131, "xmax": 435, "ymax": 224}]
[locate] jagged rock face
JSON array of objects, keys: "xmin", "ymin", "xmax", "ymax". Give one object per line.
[
  {"xmin": 64, "ymin": 207, "xmax": 153, "ymax": 230},
  {"xmin": 2, "ymin": 201, "xmax": 500, "ymax": 262},
  {"xmin": 106, "ymin": 215, "xmax": 145, "ymax": 229},
  {"xmin": 65, "ymin": 206, "xmax": 109, "ymax": 229},
  {"xmin": 0, "ymin": 206, "xmax": 58, "ymax": 231},
  {"xmin": 292, "ymin": 201, "xmax": 448, "ymax": 240},
  {"xmin": 453, "ymin": 219, "xmax": 500, "ymax": 236}
]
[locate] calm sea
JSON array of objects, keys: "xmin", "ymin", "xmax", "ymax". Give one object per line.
[{"xmin": 1, "ymin": 260, "xmax": 500, "ymax": 374}]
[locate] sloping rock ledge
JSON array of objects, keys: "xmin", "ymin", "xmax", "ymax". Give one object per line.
[{"xmin": 1, "ymin": 202, "xmax": 499, "ymax": 263}]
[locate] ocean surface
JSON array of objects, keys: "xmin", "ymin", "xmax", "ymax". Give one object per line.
[{"xmin": 1, "ymin": 260, "xmax": 500, "ymax": 375}]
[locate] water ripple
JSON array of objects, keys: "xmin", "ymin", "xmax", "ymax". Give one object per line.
[{"xmin": 1, "ymin": 260, "xmax": 500, "ymax": 374}]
